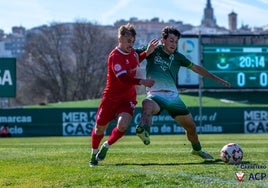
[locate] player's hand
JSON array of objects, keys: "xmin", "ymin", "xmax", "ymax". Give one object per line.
[
  {"xmin": 140, "ymin": 78, "xmax": 155, "ymax": 87},
  {"xmin": 218, "ymin": 79, "xmax": 231, "ymax": 87},
  {"xmin": 145, "ymin": 39, "xmax": 159, "ymax": 56}
]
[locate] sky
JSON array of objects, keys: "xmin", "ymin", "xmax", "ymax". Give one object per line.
[{"xmin": 1, "ymin": 0, "xmax": 268, "ymax": 33}]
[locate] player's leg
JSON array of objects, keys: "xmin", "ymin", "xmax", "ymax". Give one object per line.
[
  {"xmin": 90, "ymin": 99, "xmax": 116, "ymax": 166},
  {"xmin": 174, "ymin": 114, "xmax": 199, "ymax": 144},
  {"xmin": 96, "ymin": 112, "xmax": 132, "ymax": 161},
  {"xmin": 90, "ymin": 124, "xmax": 107, "ymax": 166},
  {"xmin": 136, "ymin": 98, "xmax": 160, "ymax": 145},
  {"xmin": 174, "ymin": 114, "xmax": 214, "ymax": 160},
  {"xmin": 96, "ymin": 100, "xmax": 135, "ymax": 162},
  {"xmin": 108, "ymin": 112, "xmax": 132, "ymax": 143}
]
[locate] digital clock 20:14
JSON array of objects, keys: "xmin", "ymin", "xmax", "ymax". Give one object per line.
[{"xmin": 239, "ymin": 56, "xmax": 265, "ymax": 68}]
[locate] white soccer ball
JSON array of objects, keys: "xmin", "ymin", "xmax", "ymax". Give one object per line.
[{"xmin": 220, "ymin": 143, "xmax": 243, "ymax": 164}]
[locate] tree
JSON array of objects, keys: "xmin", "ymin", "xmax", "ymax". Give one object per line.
[
  {"xmin": 69, "ymin": 22, "xmax": 116, "ymax": 100},
  {"xmin": 16, "ymin": 22, "xmax": 116, "ymax": 105}
]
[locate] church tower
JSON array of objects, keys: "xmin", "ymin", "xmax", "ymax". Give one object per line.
[
  {"xmin": 201, "ymin": 0, "xmax": 217, "ymax": 27},
  {"xmin": 228, "ymin": 11, "xmax": 237, "ymax": 31}
]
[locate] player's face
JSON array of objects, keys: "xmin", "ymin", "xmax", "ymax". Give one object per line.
[
  {"xmin": 162, "ymin": 34, "xmax": 178, "ymax": 54},
  {"xmin": 118, "ymin": 35, "xmax": 135, "ymax": 53}
]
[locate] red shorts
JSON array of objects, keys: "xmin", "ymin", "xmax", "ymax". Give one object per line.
[{"xmin": 95, "ymin": 97, "xmax": 137, "ymax": 126}]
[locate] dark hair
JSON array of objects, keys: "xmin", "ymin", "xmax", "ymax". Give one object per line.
[
  {"xmin": 118, "ymin": 23, "xmax": 136, "ymax": 38},
  {"xmin": 161, "ymin": 26, "xmax": 181, "ymax": 39}
]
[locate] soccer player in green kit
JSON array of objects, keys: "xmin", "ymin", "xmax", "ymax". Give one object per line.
[{"xmin": 136, "ymin": 26, "xmax": 231, "ymax": 160}]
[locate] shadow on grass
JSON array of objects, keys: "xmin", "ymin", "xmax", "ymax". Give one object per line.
[{"xmin": 114, "ymin": 159, "xmax": 252, "ymax": 166}]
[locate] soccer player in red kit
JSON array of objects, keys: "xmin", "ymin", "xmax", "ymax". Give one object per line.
[{"xmin": 89, "ymin": 23, "xmax": 158, "ymax": 167}]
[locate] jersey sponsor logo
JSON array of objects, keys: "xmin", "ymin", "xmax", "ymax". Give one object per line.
[
  {"xmin": 154, "ymin": 53, "xmax": 172, "ymax": 71},
  {"xmin": 114, "ymin": 64, "xmax": 122, "ymax": 71}
]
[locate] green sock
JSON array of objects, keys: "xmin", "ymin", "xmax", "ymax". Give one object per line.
[{"xmin": 192, "ymin": 142, "xmax": 202, "ymax": 151}]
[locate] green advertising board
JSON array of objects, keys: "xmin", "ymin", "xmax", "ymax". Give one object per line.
[
  {"xmin": 0, "ymin": 58, "xmax": 16, "ymax": 97},
  {"xmin": 0, "ymin": 107, "xmax": 267, "ymax": 137}
]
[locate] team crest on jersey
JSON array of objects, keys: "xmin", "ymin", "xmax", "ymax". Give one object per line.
[{"xmin": 114, "ymin": 64, "xmax": 122, "ymax": 71}]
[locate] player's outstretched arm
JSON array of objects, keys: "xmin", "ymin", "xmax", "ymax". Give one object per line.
[{"xmin": 191, "ymin": 64, "xmax": 231, "ymax": 87}]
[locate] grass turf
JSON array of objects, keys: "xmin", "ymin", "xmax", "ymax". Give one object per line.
[{"xmin": 0, "ymin": 134, "xmax": 267, "ymax": 187}]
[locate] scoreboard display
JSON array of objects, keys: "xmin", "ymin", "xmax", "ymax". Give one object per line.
[{"xmin": 203, "ymin": 45, "xmax": 268, "ymax": 89}]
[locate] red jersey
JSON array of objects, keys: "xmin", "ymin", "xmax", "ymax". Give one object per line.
[
  {"xmin": 102, "ymin": 47, "xmax": 140, "ymax": 101},
  {"xmin": 96, "ymin": 47, "xmax": 146, "ymax": 125}
]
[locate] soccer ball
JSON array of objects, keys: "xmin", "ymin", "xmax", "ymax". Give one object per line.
[{"xmin": 220, "ymin": 143, "xmax": 243, "ymax": 164}]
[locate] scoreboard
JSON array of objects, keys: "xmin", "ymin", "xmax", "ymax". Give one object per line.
[{"xmin": 203, "ymin": 45, "xmax": 268, "ymax": 89}]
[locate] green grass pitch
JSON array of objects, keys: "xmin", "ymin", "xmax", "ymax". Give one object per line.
[{"xmin": 0, "ymin": 134, "xmax": 267, "ymax": 188}]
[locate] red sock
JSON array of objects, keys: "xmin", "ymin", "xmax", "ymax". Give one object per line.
[
  {"xmin": 107, "ymin": 127, "xmax": 125, "ymax": 145},
  {"xmin": 91, "ymin": 129, "xmax": 104, "ymax": 149}
]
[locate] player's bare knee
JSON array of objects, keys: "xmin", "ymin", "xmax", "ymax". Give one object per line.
[
  {"xmin": 117, "ymin": 123, "xmax": 128, "ymax": 132},
  {"xmin": 142, "ymin": 98, "xmax": 157, "ymax": 112},
  {"xmin": 142, "ymin": 98, "xmax": 152, "ymax": 107}
]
